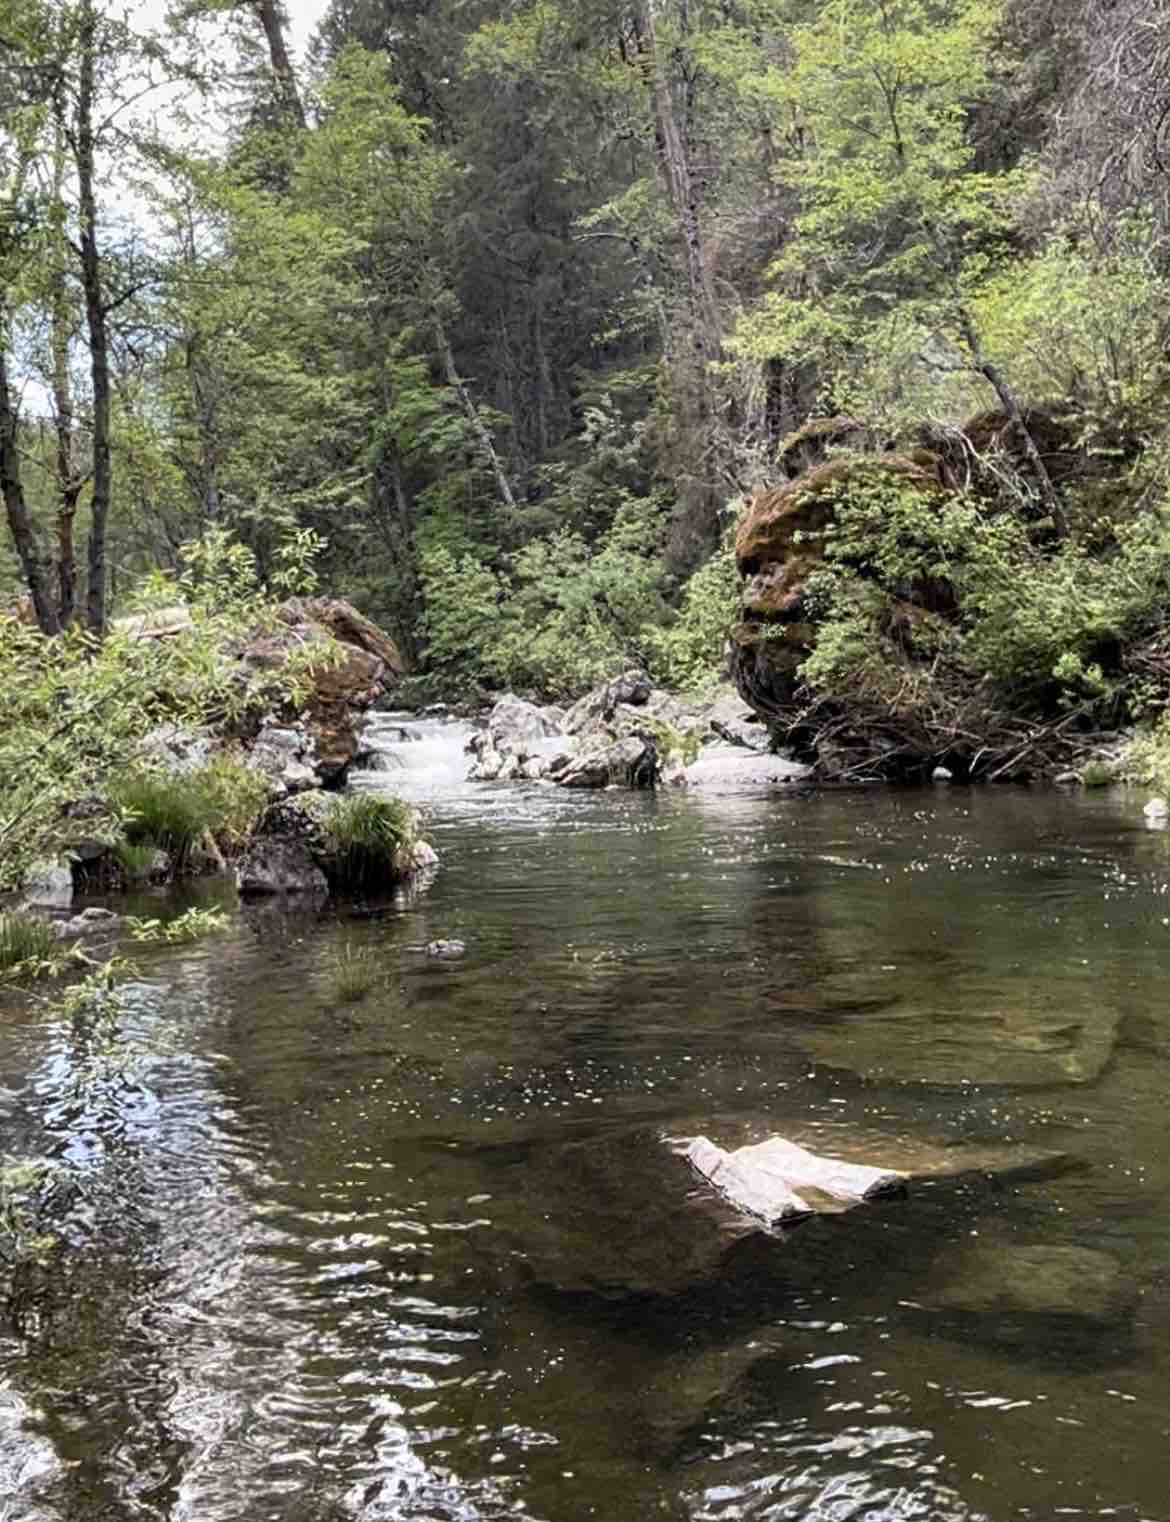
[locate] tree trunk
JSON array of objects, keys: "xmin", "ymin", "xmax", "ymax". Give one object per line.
[
  {"xmin": 75, "ymin": 0, "xmax": 112, "ymax": 636},
  {"xmin": 186, "ymin": 333, "xmax": 221, "ymax": 521},
  {"xmin": 637, "ymin": 0, "xmax": 722, "ymax": 365},
  {"xmin": 0, "ymin": 338, "xmax": 62, "ymax": 635},
  {"xmin": 49, "ymin": 133, "xmax": 79, "ymax": 627},
  {"xmin": 252, "ymin": 0, "xmax": 306, "ymax": 129},
  {"xmin": 50, "ymin": 270, "xmax": 80, "ymax": 627},
  {"xmin": 434, "ymin": 313, "xmax": 517, "ymax": 513}
]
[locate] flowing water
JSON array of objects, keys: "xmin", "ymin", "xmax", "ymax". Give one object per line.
[{"xmin": 3, "ymin": 719, "xmax": 1170, "ymax": 1522}]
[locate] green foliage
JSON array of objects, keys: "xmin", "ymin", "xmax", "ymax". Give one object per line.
[
  {"xmin": 650, "ymin": 534, "xmax": 741, "ymax": 693},
  {"xmin": 113, "ymin": 752, "xmax": 269, "ymax": 874},
  {"xmin": 730, "ymin": 0, "xmax": 1025, "ymax": 433},
  {"xmin": 323, "ymin": 794, "xmax": 417, "ymax": 891},
  {"xmin": 195, "ymin": 753, "xmax": 271, "ymax": 852},
  {"xmin": 0, "ymin": 530, "xmax": 322, "ymax": 890},
  {"xmin": 112, "ymin": 772, "xmax": 219, "ymax": 870},
  {"xmin": 1120, "ymin": 721, "xmax": 1170, "ymax": 796},
  {"xmin": 115, "ymin": 840, "xmax": 161, "ymax": 881},
  {"xmin": 1079, "ymin": 759, "xmax": 1116, "ymax": 789},
  {"xmin": 791, "ymin": 473, "xmax": 1170, "ymax": 727},
  {"xmin": 0, "ymin": 914, "xmax": 58, "ymax": 980},
  {"xmin": 125, "ymin": 907, "xmax": 229, "ymax": 944},
  {"xmin": 416, "ymin": 400, "xmax": 673, "ymax": 699}
]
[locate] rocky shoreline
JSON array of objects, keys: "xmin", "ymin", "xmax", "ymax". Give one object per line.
[{"xmin": 463, "ymin": 672, "xmax": 812, "ymax": 794}]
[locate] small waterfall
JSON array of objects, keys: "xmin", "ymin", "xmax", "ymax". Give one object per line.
[{"xmin": 352, "ymin": 711, "xmax": 475, "ymax": 803}]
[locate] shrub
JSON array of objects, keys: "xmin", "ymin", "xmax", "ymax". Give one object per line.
[
  {"xmin": 1080, "ymin": 759, "xmax": 1116, "ymax": 788},
  {"xmin": 323, "ymin": 794, "xmax": 417, "ymax": 891},
  {"xmin": 111, "ymin": 754, "xmax": 269, "ymax": 875},
  {"xmin": 649, "ymin": 535, "xmax": 741, "ymax": 693},
  {"xmin": 126, "ymin": 907, "xmax": 229, "ymax": 943},
  {"xmin": 0, "ymin": 914, "xmax": 58, "ymax": 979},
  {"xmin": 111, "ymin": 773, "xmax": 217, "ymax": 871},
  {"xmin": 196, "ymin": 753, "xmax": 270, "ymax": 852},
  {"xmin": 0, "ymin": 528, "xmax": 324, "ymax": 893}
]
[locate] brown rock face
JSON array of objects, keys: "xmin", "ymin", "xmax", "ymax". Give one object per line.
[
  {"xmin": 281, "ymin": 597, "xmax": 406, "ymax": 678},
  {"xmin": 730, "ymin": 456, "xmax": 944, "ymax": 720},
  {"xmin": 241, "ymin": 598, "xmax": 405, "ymax": 785}
]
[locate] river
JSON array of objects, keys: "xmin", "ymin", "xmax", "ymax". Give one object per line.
[{"xmin": 2, "ymin": 718, "xmax": 1169, "ymax": 1522}]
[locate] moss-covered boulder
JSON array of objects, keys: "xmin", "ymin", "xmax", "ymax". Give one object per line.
[{"xmin": 729, "ymin": 455, "xmax": 946, "ymax": 721}]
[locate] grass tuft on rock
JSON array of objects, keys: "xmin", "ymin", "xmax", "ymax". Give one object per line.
[
  {"xmin": 323, "ymin": 794, "xmax": 416, "ymax": 891},
  {"xmin": 111, "ymin": 773, "xmax": 216, "ymax": 870},
  {"xmin": 0, "ymin": 913, "xmax": 58, "ymax": 977},
  {"xmin": 110, "ymin": 756, "xmax": 268, "ymax": 876}
]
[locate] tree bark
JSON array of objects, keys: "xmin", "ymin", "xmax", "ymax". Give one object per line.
[
  {"xmin": 75, "ymin": 0, "xmax": 112, "ymax": 636},
  {"xmin": 637, "ymin": 0, "xmax": 722, "ymax": 365},
  {"xmin": 252, "ymin": 0, "xmax": 306, "ymax": 129},
  {"xmin": 435, "ymin": 313, "xmax": 517, "ymax": 513},
  {"xmin": 50, "ymin": 270, "xmax": 80, "ymax": 627},
  {"xmin": 185, "ymin": 333, "xmax": 221, "ymax": 521},
  {"xmin": 0, "ymin": 337, "xmax": 62, "ymax": 635},
  {"xmin": 48, "ymin": 134, "xmax": 79, "ymax": 627}
]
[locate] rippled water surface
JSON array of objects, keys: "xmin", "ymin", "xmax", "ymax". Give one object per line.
[{"xmin": 4, "ymin": 722, "xmax": 1170, "ymax": 1522}]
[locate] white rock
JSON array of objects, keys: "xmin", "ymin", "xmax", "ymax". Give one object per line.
[{"xmin": 21, "ymin": 859, "xmax": 74, "ymax": 910}]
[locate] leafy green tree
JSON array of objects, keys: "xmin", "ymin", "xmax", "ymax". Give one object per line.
[{"xmin": 733, "ymin": 0, "xmax": 1067, "ymax": 527}]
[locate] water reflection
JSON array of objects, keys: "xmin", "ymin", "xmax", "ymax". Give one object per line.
[{"xmin": 2, "ymin": 745, "xmax": 1169, "ymax": 1521}]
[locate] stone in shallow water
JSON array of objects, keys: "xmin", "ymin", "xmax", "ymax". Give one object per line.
[
  {"xmin": 521, "ymin": 1128, "xmax": 760, "ymax": 1298},
  {"xmin": 522, "ymin": 1127, "xmax": 1079, "ymax": 1301},
  {"xmin": 798, "ymin": 996, "xmax": 1119, "ymax": 1088},
  {"xmin": 925, "ymin": 1243, "xmax": 1137, "ymax": 1330},
  {"xmin": 686, "ymin": 1135, "xmax": 903, "ymax": 1224},
  {"xmin": 682, "ymin": 748, "xmax": 812, "ymax": 791},
  {"xmin": 425, "ymin": 938, "xmax": 465, "ymax": 958}
]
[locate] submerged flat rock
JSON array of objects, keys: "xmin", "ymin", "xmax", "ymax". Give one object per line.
[
  {"xmin": 521, "ymin": 1128, "xmax": 760, "ymax": 1298},
  {"xmin": 521, "ymin": 1125, "xmax": 1081, "ymax": 1301},
  {"xmin": 924, "ymin": 1242, "xmax": 1137, "ymax": 1331},
  {"xmin": 799, "ymin": 996, "xmax": 1119, "ymax": 1088}
]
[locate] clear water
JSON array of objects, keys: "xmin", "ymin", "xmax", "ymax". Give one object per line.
[{"xmin": 3, "ymin": 723, "xmax": 1170, "ymax": 1522}]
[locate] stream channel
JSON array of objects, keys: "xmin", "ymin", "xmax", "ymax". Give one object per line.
[{"xmin": 3, "ymin": 717, "xmax": 1170, "ymax": 1521}]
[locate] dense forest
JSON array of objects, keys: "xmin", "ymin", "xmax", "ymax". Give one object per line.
[{"xmin": 3, "ymin": 0, "xmax": 1170, "ymax": 773}]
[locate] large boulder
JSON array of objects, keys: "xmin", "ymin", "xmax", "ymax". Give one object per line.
[
  {"xmin": 563, "ymin": 669, "xmax": 653, "ymax": 736},
  {"xmin": 235, "ymin": 791, "xmax": 333, "ymax": 895},
  {"xmin": 20, "ymin": 859, "xmax": 74, "ymax": 911},
  {"xmin": 557, "ymin": 733, "xmax": 658, "ymax": 790},
  {"xmin": 698, "ymin": 689, "xmax": 769, "ymax": 752},
  {"xmin": 729, "ymin": 455, "xmax": 945, "ymax": 723},
  {"xmin": 236, "ymin": 791, "xmax": 435, "ymax": 897},
  {"xmin": 465, "ymin": 695, "xmax": 565, "ymax": 780},
  {"xmin": 238, "ymin": 598, "xmax": 405, "ymax": 787},
  {"xmin": 486, "ymin": 694, "xmax": 563, "ymax": 753}
]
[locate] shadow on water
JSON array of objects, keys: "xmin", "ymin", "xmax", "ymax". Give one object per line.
[{"xmin": 3, "ymin": 729, "xmax": 1170, "ymax": 1520}]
